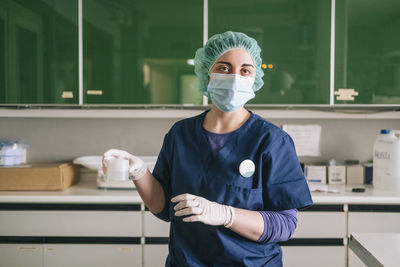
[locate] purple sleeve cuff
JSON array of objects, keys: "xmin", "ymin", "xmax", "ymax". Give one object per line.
[{"xmin": 258, "ymin": 209, "xmax": 298, "ymax": 243}]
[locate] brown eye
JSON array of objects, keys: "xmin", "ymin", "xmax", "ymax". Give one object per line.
[
  {"xmin": 218, "ymin": 66, "xmax": 229, "ymax": 72},
  {"xmin": 242, "ymin": 68, "xmax": 251, "ymax": 75}
]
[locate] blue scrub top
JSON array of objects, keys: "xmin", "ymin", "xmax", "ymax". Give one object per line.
[{"xmin": 152, "ymin": 111, "xmax": 313, "ymax": 266}]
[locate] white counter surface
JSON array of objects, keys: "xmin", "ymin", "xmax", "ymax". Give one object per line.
[
  {"xmin": 311, "ymin": 185, "xmax": 400, "ymax": 205},
  {"xmin": 0, "ymin": 182, "xmax": 400, "ymax": 204},
  {"xmin": 0, "ymin": 182, "xmax": 142, "ymax": 204},
  {"xmin": 349, "ymin": 233, "xmax": 400, "ymax": 267}
]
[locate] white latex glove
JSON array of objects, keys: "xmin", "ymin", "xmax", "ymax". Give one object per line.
[
  {"xmin": 102, "ymin": 149, "xmax": 147, "ymax": 180},
  {"xmin": 171, "ymin": 193, "xmax": 235, "ymax": 228}
]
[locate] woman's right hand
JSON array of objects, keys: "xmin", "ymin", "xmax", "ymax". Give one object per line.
[{"xmin": 102, "ymin": 149, "xmax": 147, "ymax": 180}]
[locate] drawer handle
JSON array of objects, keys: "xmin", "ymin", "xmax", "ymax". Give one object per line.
[
  {"xmin": 19, "ymin": 247, "xmax": 38, "ymax": 250},
  {"xmin": 119, "ymin": 247, "xmax": 133, "ymax": 252}
]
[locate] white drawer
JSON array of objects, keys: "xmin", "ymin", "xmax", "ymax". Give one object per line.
[
  {"xmin": 282, "ymin": 246, "xmax": 346, "ymax": 267},
  {"xmin": 0, "ymin": 244, "xmax": 43, "ymax": 267},
  {"xmin": 43, "ymin": 244, "xmax": 141, "ymax": 267},
  {"xmin": 144, "ymin": 211, "xmax": 170, "ymax": 237},
  {"xmin": 293, "ymin": 211, "xmax": 346, "ymax": 238},
  {"xmin": 0, "ymin": 210, "xmax": 141, "ymax": 237},
  {"xmin": 348, "ymin": 212, "xmax": 400, "ymax": 235}
]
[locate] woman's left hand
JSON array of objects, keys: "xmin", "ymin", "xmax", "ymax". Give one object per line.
[{"xmin": 171, "ymin": 193, "xmax": 235, "ymax": 227}]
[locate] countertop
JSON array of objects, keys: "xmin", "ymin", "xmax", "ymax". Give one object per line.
[
  {"xmin": 0, "ymin": 182, "xmax": 142, "ymax": 204},
  {"xmin": 349, "ymin": 233, "xmax": 400, "ymax": 267},
  {"xmin": 1, "ymin": 182, "xmax": 400, "ymax": 205}
]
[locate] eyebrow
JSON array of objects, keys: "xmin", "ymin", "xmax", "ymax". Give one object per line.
[{"xmin": 215, "ymin": 61, "xmax": 254, "ymax": 68}]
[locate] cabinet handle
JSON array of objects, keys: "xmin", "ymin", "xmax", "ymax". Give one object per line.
[
  {"xmin": 61, "ymin": 91, "xmax": 74, "ymax": 98},
  {"xmin": 86, "ymin": 90, "xmax": 103, "ymax": 95},
  {"xmin": 18, "ymin": 247, "xmax": 38, "ymax": 251},
  {"xmin": 119, "ymin": 247, "xmax": 133, "ymax": 252},
  {"xmin": 334, "ymin": 88, "xmax": 359, "ymax": 101}
]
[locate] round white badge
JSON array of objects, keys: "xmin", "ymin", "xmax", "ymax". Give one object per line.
[{"xmin": 239, "ymin": 159, "xmax": 255, "ymax": 178}]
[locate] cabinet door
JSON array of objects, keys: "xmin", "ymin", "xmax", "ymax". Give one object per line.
[
  {"xmin": 282, "ymin": 246, "xmax": 346, "ymax": 267},
  {"xmin": 209, "ymin": 0, "xmax": 331, "ymax": 104},
  {"xmin": 0, "ymin": 244, "xmax": 43, "ymax": 267},
  {"xmin": 144, "ymin": 244, "xmax": 169, "ymax": 267},
  {"xmin": 144, "ymin": 211, "xmax": 170, "ymax": 237},
  {"xmin": 43, "ymin": 244, "xmax": 141, "ymax": 267},
  {"xmin": 335, "ymin": 0, "xmax": 400, "ymax": 104},
  {"xmin": 83, "ymin": 0, "xmax": 203, "ymax": 104},
  {"xmin": 348, "ymin": 212, "xmax": 400, "ymax": 234},
  {"xmin": 0, "ymin": 210, "xmax": 141, "ymax": 237},
  {"xmin": 294, "ymin": 211, "xmax": 346, "ymax": 238},
  {"xmin": 0, "ymin": 6, "xmax": 5, "ymax": 102},
  {"xmin": 0, "ymin": 0, "xmax": 78, "ymax": 104}
]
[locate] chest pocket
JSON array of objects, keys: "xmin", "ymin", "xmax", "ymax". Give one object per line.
[{"xmin": 204, "ymin": 176, "xmax": 264, "ymax": 211}]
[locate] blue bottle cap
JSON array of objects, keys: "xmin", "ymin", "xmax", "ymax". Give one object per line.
[{"xmin": 380, "ymin": 129, "xmax": 390, "ymax": 134}]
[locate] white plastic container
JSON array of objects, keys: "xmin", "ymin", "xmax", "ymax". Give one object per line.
[
  {"xmin": 107, "ymin": 158, "xmax": 130, "ymax": 181},
  {"xmin": 373, "ymin": 129, "xmax": 400, "ymax": 191}
]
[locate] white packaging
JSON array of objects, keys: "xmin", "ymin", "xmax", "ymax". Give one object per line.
[
  {"xmin": 373, "ymin": 129, "xmax": 400, "ymax": 191},
  {"xmin": 107, "ymin": 158, "xmax": 130, "ymax": 181},
  {"xmin": 304, "ymin": 165, "xmax": 326, "ymax": 184},
  {"xmin": 328, "ymin": 166, "xmax": 346, "ymax": 184},
  {"xmin": 346, "ymin": 165, "xmax": 364, "ymax": 185},
  {"xmin": 0, "ymin": 140, "xmax": 23, "ymax": 166}
]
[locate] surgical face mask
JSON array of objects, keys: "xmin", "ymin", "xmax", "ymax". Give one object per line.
[{"xmin": 207, "ymin": 73, "xmax": 255, "ymax": 112}]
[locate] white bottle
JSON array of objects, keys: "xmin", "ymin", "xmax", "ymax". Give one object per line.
[{"xmin": 373, "ymin": 129, "xmax": 400, "ymax": 191}]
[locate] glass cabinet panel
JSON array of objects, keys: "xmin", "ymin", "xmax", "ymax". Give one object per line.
[
  {"xmin": 83, "ymin": 0, "xmax": 203, "ymax": 104},
  {"xmin": 335, "ymin": 0, "xmax": 400, "ymax": 104},
  {"xmin": 209, "ymin": 0, "xmax": 331, "ymax": 104},
  {"xmin": 0, "ymin": 0, "xmax": 78, "ymax": 104}
]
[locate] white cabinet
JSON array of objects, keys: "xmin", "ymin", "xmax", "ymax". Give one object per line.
[
  {"xmin": 282, "ymin": 246, "xmax": 346, "ymax": 267},
  {"xmin": 143, "ymin": 245, "xmax": 169, "ymax": 267},
  {"xmin": 0, "ymin": 210, "xmax": 141, "ymax": 237},
  {"xmin": 282, "ymin": 206, "xmax": 346, "ymax": 267},
  {"xmin": 0, "ymin": 244, "xmax": 43, "ymax": 267},
  {"xmin": 2, "ymin": 202, "xmax": 399, "ymax": 267},
  {"xmin": 0, "ymin": 204, "xmax": 142, "ymax": 267},
  {"xmin": 43, "ymin": 244, "xmax": 141, "ymax": 267},
  {"xmin": 347, "ymin": 205, "xmax": 400, "ymax": 267},
  {"xmin": 144, "ymin": 211, "xmax": 169, "ymax": 237},
  {"xmin": 294, "ymin": 211, "xmax": 346, "ymax": 238},
  {"xmin": 348, "ymin": 212, "xmax": 400, "ymax": 234},
  {"xmin": 0, "ymin": 244, "xmax": 142, "ymax": 267},
  {"xmin": 143, "ymin": 211, "xmax": 169, "ymax": 267}
]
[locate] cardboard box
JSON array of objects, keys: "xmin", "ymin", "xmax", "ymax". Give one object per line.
[
  {"xmin": 0, "ymin": 163, "xmax": 79, "ymax": 190},
  {"xmin": 346, "ymin": 165, "xmax": 364, "ymax": 185}
]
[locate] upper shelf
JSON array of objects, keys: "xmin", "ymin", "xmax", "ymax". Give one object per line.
[{"xmin": 0, "ymin": 105, "xmax": 399, "ymax": 119}]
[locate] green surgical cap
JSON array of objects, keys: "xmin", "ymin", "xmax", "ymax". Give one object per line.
[{"xmin": 194, "ymin": 31, "xmax": 264, "ymax": 95}]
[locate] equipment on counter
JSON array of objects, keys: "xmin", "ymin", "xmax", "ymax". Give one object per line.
[
  {"xmin": 373, "ymin": 129, "xmax": 400, "ymax": 191},
  {"xmin": 73, "ymin": 155, "xmax": 156, "ymax": 190}
]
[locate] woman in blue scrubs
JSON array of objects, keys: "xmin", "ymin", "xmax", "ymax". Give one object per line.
[{"xmin": 103, "ymin": 31, "xmax": 313, "ymax": 266}]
